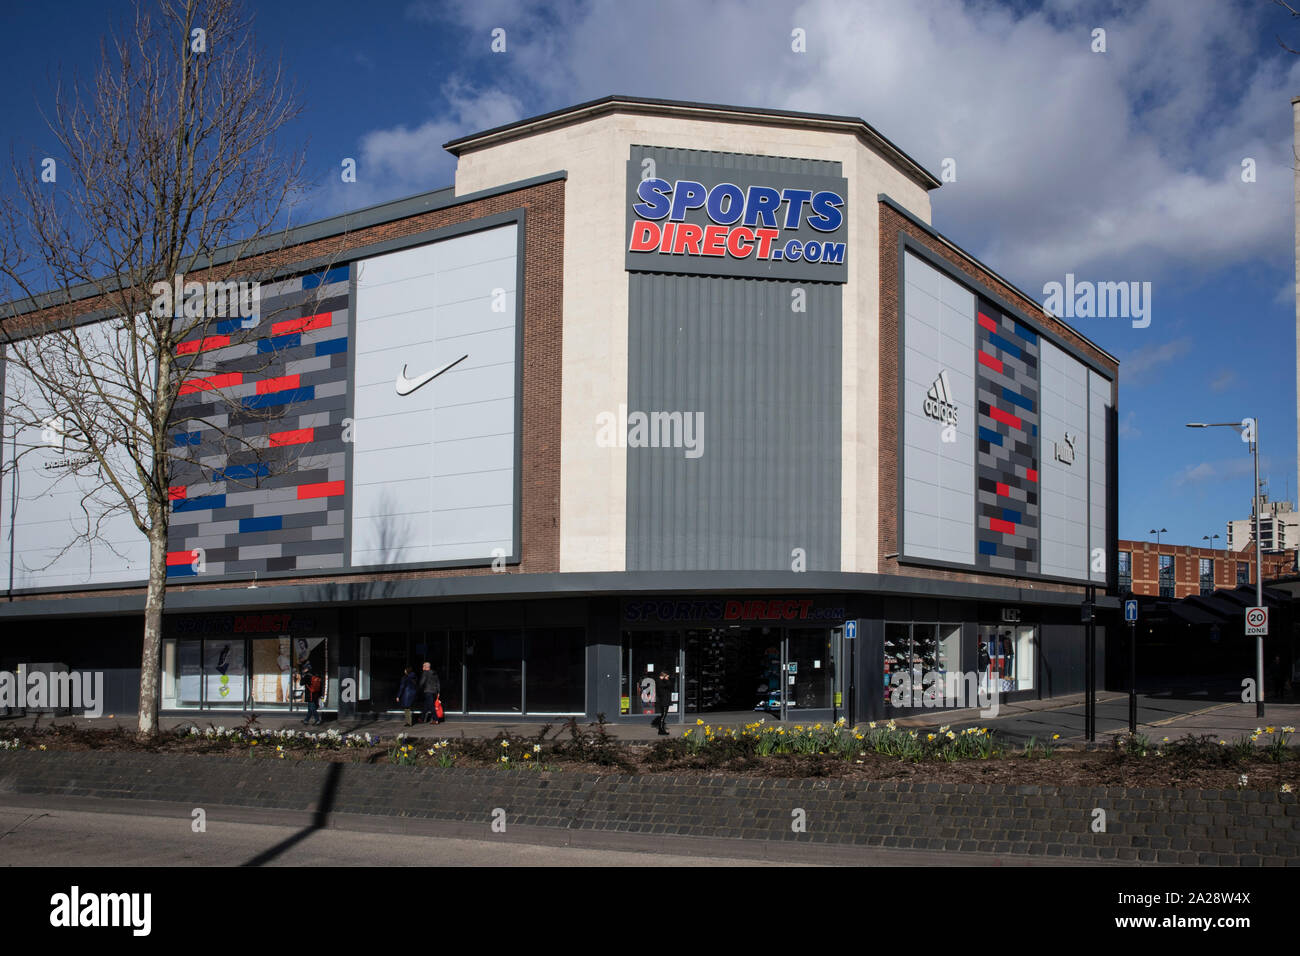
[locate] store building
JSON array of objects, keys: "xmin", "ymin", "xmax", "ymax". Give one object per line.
[{"xmin": 0, "ymin": 96, "xmax": 1119, "ymax": 723}]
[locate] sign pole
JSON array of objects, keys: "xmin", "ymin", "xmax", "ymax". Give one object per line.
[
  {"xmin": 1128, "ymin": 619, "xmax": 1137, "ymax": 734},
  {"xmin": 1124, "ymin": 597, "xmax": 1139, "ymax": 734}
]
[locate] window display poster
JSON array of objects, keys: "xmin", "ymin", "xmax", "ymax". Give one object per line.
[
  {"xmin": 178, "ymin": 641, "xmax": 202, "ymax": 704},
  {"xmin": 252, "ymin": 637, "xmax": 293, "ymax": 704},
  {"xmin": 204, "ymin": 641, "xmax": 246, "ymax": 704}
]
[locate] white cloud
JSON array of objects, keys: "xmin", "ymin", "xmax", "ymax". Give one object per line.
[
  {"xmin": 1173, "ymin": 457, "xmax": 1256, "ymax": 488},
  {"xmin": 378, "ymin": 0, "xmax": 1300, "ymax": 292},
  {"xmin": 1210, "ymin": 369, "xmax": 1236, "ymax": 392},
  {"xmin": 320, "ymin": 79, "xmax": 525, "ymax": 212},
  {"xmin": 1119, "ymin": 410, "xmax": 1140, "ymax": 438},
  {"xmin": 1118, "ymin": 336, "xmax": 1192, "ymax": 381}
]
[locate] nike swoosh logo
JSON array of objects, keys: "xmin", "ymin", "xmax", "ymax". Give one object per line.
[{"xmin": 395, "ymin": 353, "xmax": 468, "ymax": 396}]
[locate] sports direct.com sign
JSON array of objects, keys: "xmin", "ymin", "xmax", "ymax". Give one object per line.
[{"xmin": 626, "ymin": 151, "xmax": 849, "ymax": 283}]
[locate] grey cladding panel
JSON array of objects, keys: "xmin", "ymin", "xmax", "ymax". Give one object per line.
[{"xmin": 626, "ymin": 274, "xmax": 841, "ymax": 571}]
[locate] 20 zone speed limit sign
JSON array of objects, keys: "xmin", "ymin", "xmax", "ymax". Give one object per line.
[{"xmin": 1245, "ymin": 607, "xmax": 1268, "ymax": 636}]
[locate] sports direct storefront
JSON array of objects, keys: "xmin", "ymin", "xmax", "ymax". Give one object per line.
[{"xmin": 0, "ymin": 97, "xmax": 1118, "ymax": 722}]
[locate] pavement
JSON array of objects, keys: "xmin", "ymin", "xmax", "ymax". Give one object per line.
[{"xmin": 3, "ymin": 692, "xmax": 1297, "ymax": 747}]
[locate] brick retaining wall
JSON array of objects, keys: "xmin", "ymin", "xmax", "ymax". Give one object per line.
[{"xmin": 1, "ymin": 752, "xmax": 1296, "ymax": 864}]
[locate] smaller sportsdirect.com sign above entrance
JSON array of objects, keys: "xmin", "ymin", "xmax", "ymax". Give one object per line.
[{"xmin": 626, "ymin": 152, "xmax": 849, "ymax": 283}]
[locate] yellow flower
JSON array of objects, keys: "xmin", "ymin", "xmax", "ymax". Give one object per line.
[
  {"xmin": 1053, "ymin": 734, "xmax": 1061, "ymax": 740},
  {"xmin": 1266, "ymin": 726, "xmax": 1276, "ymax": 734},
  {"xmin": 927, "ymin": 733, "xmax": 935, "ymax": 741},
  {"xmin": 501, "ymin": 740, "xmax": 509, "ymax": 748},
  {"xmin": 524, "ymin": 753, "xmax": 531, "ymax": 760},
  {"xmin": 1283, "ymin": 726, "xmax": 1296, "ymax": 734},
  {"xmin": 868, "ymin": 721, "xmax": 877, "ymax": 729},
  {"xmin": 696, "ymin": 719, "xmax": 704, "ymax": 725}
]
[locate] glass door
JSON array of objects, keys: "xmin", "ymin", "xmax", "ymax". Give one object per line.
[
  {"xmin": 621, "ymin": 631, "xmax": 681, "ymax": 718},
  {"xmin": 786, "ymin": 630, "xmax": 833, "ymax": 711}
]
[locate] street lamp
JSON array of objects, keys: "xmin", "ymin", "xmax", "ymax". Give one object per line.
[
  {"xmin": 1149, "ymin": 527, "xmax": 1167, "ymax": 546},
  {"xmin": 1187, "ymin": 419, "xmax": 1265, "ymax": 717}
]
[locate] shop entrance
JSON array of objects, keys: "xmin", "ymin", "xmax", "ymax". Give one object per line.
[{"xmin": 621, "ymin": 627, "xmax": 835, "ymax": 721}]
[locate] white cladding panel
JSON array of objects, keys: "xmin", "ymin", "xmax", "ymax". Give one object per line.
[
  {"xmin": 901, "ymin": 252, "xmax": 975, "ymax": 564},
  {"xmin": 350, "ymin": 224, "xmax": 518, "ymax": 567}
]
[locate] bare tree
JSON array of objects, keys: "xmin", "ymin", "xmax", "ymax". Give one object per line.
[{"xmin": 0, "ymin": 0, "xmax": 312, "ymax": 735}]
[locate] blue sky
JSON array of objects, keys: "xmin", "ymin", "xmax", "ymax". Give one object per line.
[{"xmin": 1, "ymin": 0, "xmax": 1297, "ymax": 550}]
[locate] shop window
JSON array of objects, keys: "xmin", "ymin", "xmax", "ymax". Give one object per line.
[
  {"xmin": 465, "ymin": 629, "xmax": 523, "ymax": 713},
  {"xmin": 885, "ymin": 622, "xmax": 963, "ymax": 708},
  {"xmin": 251, "ymin": 637, "xmax": 295, "ymax": 705},
  {"xmin": 525, "ymin": 627, "xmax": 585, "ymax": 714},
  {"xmin": 978, "ymin": 625, "xmax": 1034, "ymax": 693}
]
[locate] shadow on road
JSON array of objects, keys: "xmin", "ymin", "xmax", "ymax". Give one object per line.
[{"xmin": 240, "ymin": 760, "xmax": 343, "ymax": 867}]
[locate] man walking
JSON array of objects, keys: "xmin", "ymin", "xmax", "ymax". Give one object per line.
[
  {"xmin": 653, "ymin": 669, "xmax": 673, "ymax": 736},
  {"xmin": 418, "ymin": 662, "xmax": 441, "ymax": 724},
  {"xmin": 300, "ymin": 662, "xmax": 322, "ymax": 726}
]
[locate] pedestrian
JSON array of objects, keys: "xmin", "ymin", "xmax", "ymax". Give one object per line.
[
  {"xmin": 418, "ymin": 661, "xmax": 441, "ymax": 724},
  {"xmin": 396, "ymin": 666, "xmax": 419, "ymax": 727},
  {"xmin": 300, "ymin": 662, "xmax": 323, "ymax": 725},
  {"xmin": 652, "ymin": 669, "xmax": 673, "ymax": 736}
]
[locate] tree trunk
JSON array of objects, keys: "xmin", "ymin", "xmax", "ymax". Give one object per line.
[{"xmin": 136, "ymin": 517, "xmax": 168, "ymax": 737}]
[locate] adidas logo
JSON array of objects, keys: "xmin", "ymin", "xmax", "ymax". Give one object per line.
[{"xmin": 924, "ymin": 370, "xmax": 958, "ymax": 426}]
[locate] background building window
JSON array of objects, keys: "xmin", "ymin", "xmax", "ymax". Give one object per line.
[
  {"xmin": 1237, "ymin": 563, "xmax": 1250, "ymax": 586},
  {"xmin": 1118, "ymin": 551, "xmax": 1131, "ymax": 592},
  {"xmin": 1158, "ymin": 555, "xmax": 1174, "ymax": 598},
  {"xmin": 1199, "ymin": 557, "xmax": 1213, "ymax": 595}
]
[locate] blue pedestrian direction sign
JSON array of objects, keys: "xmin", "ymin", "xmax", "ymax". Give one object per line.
[{"xmin": 1124, "ymin": 599, "xmax": 1138, "ymax": 623}]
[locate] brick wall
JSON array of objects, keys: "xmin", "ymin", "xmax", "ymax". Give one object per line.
[
  {"xmin": 2, "ymin": 751, "xmax": 1295, "ymax": 865},
  {"xmin": 1120, "ymin": 539, "xmax": 1295, "ymax": 598}
]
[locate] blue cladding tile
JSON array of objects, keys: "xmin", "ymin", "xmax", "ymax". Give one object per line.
[
  {"xmin": 1001, "ymin": 387, "xmax": 1034, "ymax": 412},
  {"xmin": 173, "ymin": 431, "xmax": 202, "ymax": 447},
  {"xmin": 315, "ymin": 336, "xmax": 348, "ymax": 357},
  {"xmin": 173, "ymin": 494, "xmax": 226, "ymax": 513},
  {"xmin": 1002, "ymin": 507, "xmax": 1022, "ymax": 523},
  {"xmin": 241, "ymin": 387, "xmax": 315, "ymax": 410},
  {"xmin": 214, "ymin": 463, "xmax": 271, "ymax": 482},
  {"xmin": 239, "ymin": 515, "xmax": 282, "ymax": 533},
  {"xmin": 258, "ymin": 334, "xmax": 301, "ymax": 353},
  {"xmin": 166, "ymin": 564, "xmax": 198, "ymax": 578},
  {"xmin": 979, "ymin": 427, "xmax": 1003, "ymax": 446},
  {"xmin": 302, "ymin": 266, "xmax": 349, "ymax": 289},
  {"xmin": 988, "ymin": 333, "xmax": 1022, "ymax": 358},
  {"xmin": 979, "ymin": 541, "xmax": 998, "ymax": 556}
]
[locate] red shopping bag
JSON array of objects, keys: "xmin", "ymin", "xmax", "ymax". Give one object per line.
[{"xmin": 434, "ymin": 696, "xmax": 444, "ymax": 720}]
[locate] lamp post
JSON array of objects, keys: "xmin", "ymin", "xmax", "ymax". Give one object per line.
[
  {"xmin": 1187, "ymin": 419, "xmax": 1265, "ymax": 718},
  {"xmin": 1149, "ymin": 527, "xmax": 1167, "ymax": 546}
]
